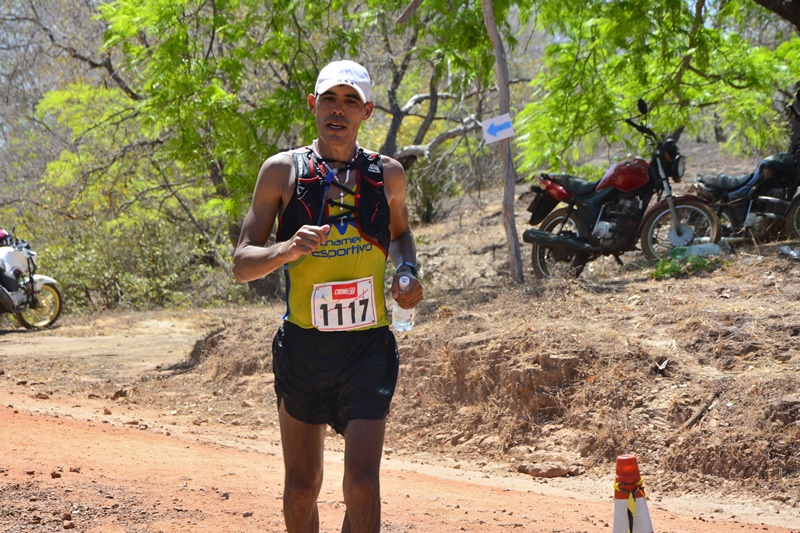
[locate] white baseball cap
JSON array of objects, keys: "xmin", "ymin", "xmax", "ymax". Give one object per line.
[{"xmin": 314, "ymin": 60, "xmax": 372, "ymax": 103}]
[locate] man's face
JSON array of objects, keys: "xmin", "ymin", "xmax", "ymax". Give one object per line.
[{"xmin": 309, "ymin": 85, "xmax": 374, "ymax": 147}]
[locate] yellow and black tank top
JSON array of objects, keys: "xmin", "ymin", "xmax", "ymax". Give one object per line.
[{"xmin": 276, "ymin": 147, "xmax": 391, "ymax": 331}]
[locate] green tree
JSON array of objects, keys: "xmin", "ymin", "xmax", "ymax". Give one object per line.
[
  {"xmin": 515, "ymin": 0, "xmax": 800, "ymax": 175},
  {"xmin": 13, "ymin": 0, "xmax": 527, "ymax": 307},
  {"xmin": 13, "ymin": 0, "xmax": 800, "ymax": 307}
]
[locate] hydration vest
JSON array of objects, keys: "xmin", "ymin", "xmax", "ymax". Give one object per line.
[{"xmin": 276, "ymin": 147, "xmax": 391, "ymax": 254}]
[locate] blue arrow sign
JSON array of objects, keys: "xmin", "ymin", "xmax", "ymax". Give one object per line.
[
  {"xmin": 487, "ymin": 120, "xmax": 512, "ymax": 137},
  {"xmin": 481, "ymin": 113, "xmax": 514, "ymax": 143}
]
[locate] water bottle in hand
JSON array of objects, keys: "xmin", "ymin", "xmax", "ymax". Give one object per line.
[{"xmin": 392, "ymin": 276, "xmax": 415, "ymax": 331}]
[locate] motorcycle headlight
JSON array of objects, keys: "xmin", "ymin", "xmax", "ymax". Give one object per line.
[
  {"xmin": 661, "ymin": 138, "xmax": 685, "ymax": 180},
  {"xmin": 675, "ymin": 154, "xmax": 685, "ymax": 178}
]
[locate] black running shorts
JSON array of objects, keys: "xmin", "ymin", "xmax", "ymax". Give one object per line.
[{"xmin": 272, "ymin": 322, "xmax": 399, "ymax": 434}]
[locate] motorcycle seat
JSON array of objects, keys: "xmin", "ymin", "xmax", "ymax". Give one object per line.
[
  {"xmin": 696, "ymin": 172, "xmax": 753, "ymax": 192},
  {"xmin": 542, "ymin": 173, "xmax": 597, "ymax": 196}
]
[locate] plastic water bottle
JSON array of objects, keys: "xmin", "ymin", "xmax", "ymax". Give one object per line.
[
  {"xmin": 672, "ymin": 243, "xmax": 722, "ymax": 258},
  {"xmin": 391, "ymin": 276, "xmax": 415, "ymax": 331}
]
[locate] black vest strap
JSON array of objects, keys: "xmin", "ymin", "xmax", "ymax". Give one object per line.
[{"xmin": 277, "ymin": 147, "xmax": 391, "ymax": 253}]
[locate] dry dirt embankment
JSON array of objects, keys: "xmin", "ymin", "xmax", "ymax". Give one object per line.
[
  {"xmin": 0, "ymin": 290, "xmax": 798, "ymax": 533},
  {"xmin": 1, "ymin": 151, "xmax": 800, "ymax": 531}
]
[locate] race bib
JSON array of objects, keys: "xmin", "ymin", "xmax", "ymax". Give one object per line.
[{"xmin": 311, "ymin": 277, "xmax": 377, "ymax": 331}]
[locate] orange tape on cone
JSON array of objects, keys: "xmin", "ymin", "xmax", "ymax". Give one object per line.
[{"xmin": 612, "ymin": 454, "xmax": 654, "ymax": 533}]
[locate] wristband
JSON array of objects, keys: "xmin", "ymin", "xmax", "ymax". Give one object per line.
[{"xmin": 396, "ymin": 261, "xmax": 418, "ymax": 277}]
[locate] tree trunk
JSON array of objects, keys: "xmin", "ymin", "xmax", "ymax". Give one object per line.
[
  {"xmin": 481, "ymin": 0, "xmax": 524, "ymax": 283},
  {"xmin": 751, "ymin": 0, "xmax": 800, "ymax": 31}
]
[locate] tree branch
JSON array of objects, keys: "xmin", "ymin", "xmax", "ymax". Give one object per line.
[
  {"xmin": 394, "ymin": 116, "xmax": 483, "ymax": 168},
  {"xmin": 396, "ymin": 0, "xmax": 423, "ymax": 25},
  {"xmin": 153, "ymin": 161, "xmax": 232, "ymax": 276},
  {"xmin": 674, "ymin": 0, "xmax": 706, "ymax": 107},
  {"xmin": 399, "ymin": 78, "xmax": 529, "ymax": 114},
  {"xmin": 21, "ymin": 8, "xmax": 144, "ymax": 101}
]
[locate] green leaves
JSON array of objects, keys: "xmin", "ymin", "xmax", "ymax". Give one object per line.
[
  {"xmin": 19, "ymin": 0, "xmax": 800, "ymax": 306},
  {"xmin": 516, "ymin": 0, "xmax": 800, "ymax": 176},
  {"xmin": 92, "ymin": 0, "xmax": 329, "ymax": 213},
  {"xmin": 26, "ymin": 0, "xmax": 372, "ymax": 308}
]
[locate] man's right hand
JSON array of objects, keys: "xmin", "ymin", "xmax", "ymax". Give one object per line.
[{"xmin": 284, "ymin": 224, "xmax": 330, "ymax": 262}]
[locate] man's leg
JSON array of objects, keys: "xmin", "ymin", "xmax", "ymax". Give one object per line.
[
  {"xmin": 279, "ymin": 401, "xmax": 326, "ymax": 533},
  {"xmin": 340, "ymin": 418, "xmax": 386, "ymax": 533}
]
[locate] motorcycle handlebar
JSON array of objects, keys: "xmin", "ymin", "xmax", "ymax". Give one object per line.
[{"xmin": 625, "ymin": 118, "xmax": 657, "ymax": 138}]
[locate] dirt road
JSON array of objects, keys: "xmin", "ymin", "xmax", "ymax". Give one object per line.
[{"xmin": 1, "ymin": 312, "xmax": 798, "ymax": 532}]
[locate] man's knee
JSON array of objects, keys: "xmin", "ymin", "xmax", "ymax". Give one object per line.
[
  {"xmin": 285, "ymin": 472, "xmax": 323, "ymax": 505},
  {"xmin": 343, "ymin": 470, "xmax": 380, "ymax": 506}
]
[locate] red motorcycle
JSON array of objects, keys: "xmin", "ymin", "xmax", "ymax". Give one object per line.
[{"xmin": 523, "ymin": 99, "xmax": 720, "ymax": 278}]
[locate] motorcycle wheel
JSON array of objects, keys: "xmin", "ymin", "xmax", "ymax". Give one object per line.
[
  {"xmin": 717, "ymin": 207, "xmax": 738, "ymax": 239},
  {"xmin": 15, "ymin": 283, "xmax": 63, "ymax": 329},
  {"xmin": 640, "ymin": 199, "xmax": 720, "ymax": 261},
  {"xmin": 531, "ymin": 208, "xmax": 590, "ymax": 279},
  {"xmin": 784, "ymin": 197, "xmax": 800, "ymax": 239}
]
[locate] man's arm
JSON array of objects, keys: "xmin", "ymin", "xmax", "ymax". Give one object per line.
[
  {"xmin": 383, "ymin": 156, "xmax": 423, "ymax": 309},
  {"xmin": 232, "ymin": 153, "xmax": 330, "ymax": 283}
]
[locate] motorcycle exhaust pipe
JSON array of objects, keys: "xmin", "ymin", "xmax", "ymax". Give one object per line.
[{"xmin": 522, "ymin": 228, "xmax": 596, "ymax": 252}]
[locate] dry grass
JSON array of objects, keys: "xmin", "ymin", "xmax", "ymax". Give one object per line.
[{"xmin": 374, "ymin": 180, "xmax": 800, "ymax": 502}]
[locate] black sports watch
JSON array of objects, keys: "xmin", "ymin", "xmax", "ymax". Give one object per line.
[{"xmin": 396, "ymin": 260, "xmax": 418, "ymax": 277}]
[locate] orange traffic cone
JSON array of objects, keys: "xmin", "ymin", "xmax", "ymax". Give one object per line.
[{"xmin": 612, "ymin": 454, "xmax": 654, "ymax": 533}]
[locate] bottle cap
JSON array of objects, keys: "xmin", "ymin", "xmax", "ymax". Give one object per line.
[{"xmin": 398, "ymin": 276, "xmax": 410, "ymax": 289}]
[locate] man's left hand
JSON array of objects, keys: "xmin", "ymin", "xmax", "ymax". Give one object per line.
[{"xmin": 391, "ymin": 273, "xmax": 423, "ymax": 310}]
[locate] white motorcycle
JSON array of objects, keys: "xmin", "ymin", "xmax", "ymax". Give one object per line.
[{"xmin": 0, "ymin": 226, "xmax": 63, "ymax": 329}]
